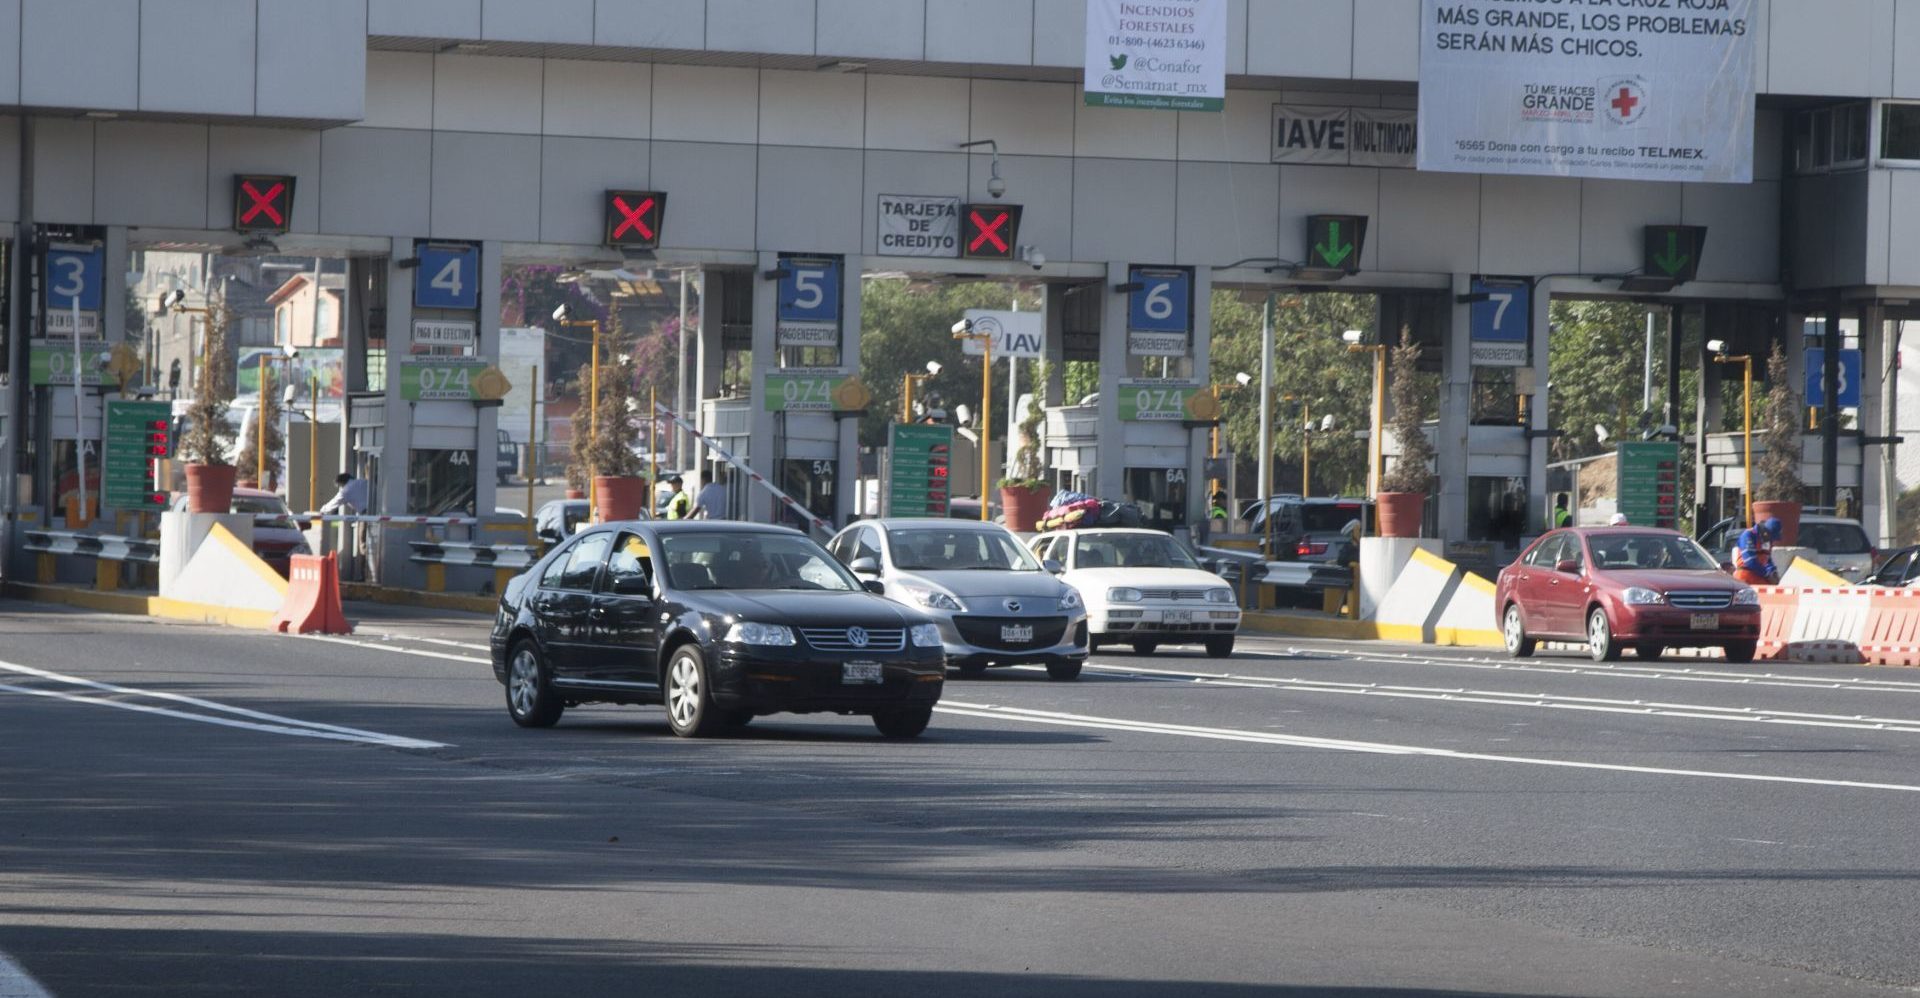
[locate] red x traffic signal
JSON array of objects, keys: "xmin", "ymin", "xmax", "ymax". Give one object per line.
[
  {"xmin": 604, "ymin": 190, "xmax": 666, "ymax": 249},
  {"xmin": 961, "ymin": 204, "xmax": 1022, "ymax": 260},
  {"xmin": 233, "ymin": 174, "xmax": 295, "ymax": 234}
]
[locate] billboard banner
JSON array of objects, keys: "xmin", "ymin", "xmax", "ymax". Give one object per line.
[
  {"xmin": 1084, "ymin": 0, "xmax": 1227, "ymax": 112},
  {"xmin": 1417, "ymin": 0, "xmax": 1756, "ymax": 183}
]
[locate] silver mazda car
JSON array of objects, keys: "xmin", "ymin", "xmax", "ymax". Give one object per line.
[{"xmin": 827, "ymin": 519, "xmax": 1090, "ymax": 680}]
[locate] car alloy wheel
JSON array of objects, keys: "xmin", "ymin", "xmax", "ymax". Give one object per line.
[
  {"xmin": 1587, "ymin": 607, "xmax": 1620, "ymax": 662},
  {"xmin": 1503, "ymin": 605, "xmax": 1535, "ymax": 658},
  {"xmin": 665, "ymin": 645, "xmax": 721, "ymax": 737},
  {"xmin": 506, "ymin": 643, "xmax": 563, "ymax": 728}
]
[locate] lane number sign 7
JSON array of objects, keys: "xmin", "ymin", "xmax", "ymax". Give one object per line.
[{"xmin": 1469, "ymin": 278, "xmax": 1529, "ymax": 344}]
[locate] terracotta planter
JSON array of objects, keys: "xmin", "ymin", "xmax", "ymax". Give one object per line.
[
  {"xmin": 1752, "ymin": 500, "xmax": 1803, "ymax": 546},
  {"xmin": 565, "ymin": 488, "xmax": 586, "ymax": 500},
  {"xmin": 1375, "ymin": 491, "xmax": 1426, "ymax": 539},
  {"xmin": 999, "ymin": 483, "xmax": 1055, "ymax": 532},
  {"xmin": 593, "ymin": 475, "xmax": 648, "ymax": 522},
  {"xmin": 185, "ymin": 463, "xmax": 238, "ymax": 514}
]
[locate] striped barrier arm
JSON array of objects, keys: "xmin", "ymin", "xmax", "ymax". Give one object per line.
[
  {"xmin": 301, "ymin": 513, "xmax": 479, "ymax": 526},
  {"xmin": 408, "ymin": 540, "xmax": 540, "ymax": 569},
  {"xmin": 23, "ymin": 530, "xmax": 159, "ymax": 564},
  {"xmin": 650, "ymin": 401, "xmax": 834, "ymax": 541}
]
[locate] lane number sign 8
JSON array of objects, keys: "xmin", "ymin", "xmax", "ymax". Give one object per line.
[{"xmin": 414, "ymin": 243, "xmax": 481, "ymax": 311}]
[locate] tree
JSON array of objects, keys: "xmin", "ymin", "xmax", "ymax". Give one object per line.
[
  {"xmin": 235, "ymin": 366, "xmax": 285, "ymax": 487},
  {"xmin": 1380, "ymin": 342, "xmax": 1438, "ymax": 494},
  {"xmin": 857, "ymin": 279, "xmax": 1042, "ymax": 449},
  {"xmin": 179, "ymin": 305, "xmax": 236, "ymax": 465},
  {"xmin": 1546, "ymin": 300, "xmax": 1659, "ymax": 463},
  {"xmin": 568, "ymin": 313, "xmax": 646, "ymax": 486},
  {"xmin": 1754, "ymin": 341, "xmax": 1808, "ymax": 505}
]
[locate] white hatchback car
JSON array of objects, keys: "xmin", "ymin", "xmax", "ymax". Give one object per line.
[{"xmin": 1029, "ymin": 528, "xmax": 1241, "ymax": 658}]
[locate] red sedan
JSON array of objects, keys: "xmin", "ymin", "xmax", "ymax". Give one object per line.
[{"xmin": 1495, "ymin": 527, "xmax": 1762, "ymax": 663}]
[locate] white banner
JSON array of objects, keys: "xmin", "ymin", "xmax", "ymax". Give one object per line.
[
  {"xmin": 1084, "ymin": 0, "xmax": 1227, "ymax": 112},
  {"xmin": 960, "ymin": 310, "xmax": 1044, "ymax": 359},
  {"xmin": 877, "ymin": 195, "xmax": 960, "ymax": 257},
  {"xmin": 1272, "ymin": 105, "xmax": 1418, "ymax": 168},
  {"xmin": 1417, "ymin": 0, "xmax": 1756, "ymax": 183}
]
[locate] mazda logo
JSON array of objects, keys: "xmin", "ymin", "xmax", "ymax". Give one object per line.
[
  {"xmin": 1005, "ymin": 599, "xmax": 1022, "ymax": 613},
  {"xmin": 847, "ymin": 626, "xmax": 869, "ymax": 648}
]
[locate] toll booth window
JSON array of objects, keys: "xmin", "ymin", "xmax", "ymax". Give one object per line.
[
  {"xmin": 1470, "ymin": 367, "xmax": 1520, "ymax": 426},
  {"xmin": 1124, "ymin": 467, "xmax": 1188, "ymax": 532},
  {"xmin": 1466, "ymin": 476, "xmax": 1527, "ymax": 548},
  {"xmin": 407, "ymin": 449, "xmax": 477, "ymax": 516},
  {"xmin": 1884, "ymin": 103, "xmax": 1920, "ymax": 162}
]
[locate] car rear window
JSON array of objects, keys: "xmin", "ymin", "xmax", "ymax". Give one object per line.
[
  {"xmin": 1302, "ymin": 504, "xmax": 1365, "ymax": 533},
  {"xmin": 1798, "ymin": 522, "xmax": 1872, "ymax": 554}
]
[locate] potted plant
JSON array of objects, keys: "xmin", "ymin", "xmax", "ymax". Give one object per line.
[
  {"xmin": 1376, "ymin": 342, "xmax": 1436, "ymax": 538},
  {"xmin": 999, "ymin": 372, "xmax": 1054, "ymax": 531},
  {"xmin": 567, "ymin": 319, "xmax": 648, "ymax": 522},
  {"xmin": 179, "ymin": 305, "xmax": 239, "ymax": 513},
  {"xmin": 1752, "ymin": 341, "xmax": 1808, "ymax": 544},
  {"xmin": 235, "ymin": 365, "xmax": 284, "ymax": 491}
]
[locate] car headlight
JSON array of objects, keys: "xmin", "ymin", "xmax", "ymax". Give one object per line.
[
  {"xmin": 729, "ymin": 622, "xmax": 796, "ymax": 646},
  {"xmin": 910, "ymin": 623, "xmax": 942, "ymax": 647},
  {"xmin": 1622, "ymin": 587, "xmax": 1665, "ymax": 606},
  {"xmin": 904, "ymin": 588, "xmax": 962, "ymax": 611},
  {"xmin": 1059, "ymin": 588, "xmax": 1084, "ymax": 611},
  {"xmin": 1205, "ymin": 588, "xmax": 1234, "ymax": 604},
  {"xmin": 1108, "ymin": 587, "xmax": 1142, "ymax": 603},
  {"xmin": 1732, "ymin": 588, "xmax": 1760, "ymax": 606}
]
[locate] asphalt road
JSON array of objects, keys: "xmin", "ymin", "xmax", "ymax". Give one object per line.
[{"xmin": 6, "ymin": 601, "xmax": 1920, "ymax": 997}]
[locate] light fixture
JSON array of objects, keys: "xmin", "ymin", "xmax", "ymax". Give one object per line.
[
  {"xmin": 816, "ymin": 60, "xmax": 867, "ymax": 73},
  {"xmin": 82, "ymin": 110, "xmax": 118, "ymax": 121},
  {"xmin": 959, "ymin": 139, "xmax": 1006, "ymax": 198}
]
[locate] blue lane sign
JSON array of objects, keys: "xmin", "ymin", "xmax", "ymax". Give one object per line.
[
  {"xmin": 45, "ymin": 244, "xmax": 103, "ymax": 313},
  {"xmin": 1127, "ymin": 267, "xmax": 1191, "ymax": 357},
  {"xmin": 1805, "ymin": 348, "xmax": 1862, "ymax": 408},
  {"xmin": 413, "ymin": 242, "xmax": 481, "ymax": 311},
  {"xmin": 1468, "ymin": 277, "xmax": 1529, "ymax": 367},
  {"xmin": 776, "ymin": 256, "xmax": 842, "ymax": 349}
]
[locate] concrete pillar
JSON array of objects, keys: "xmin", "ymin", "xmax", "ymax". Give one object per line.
[
  {"xmin": 835, "ymin": 254, "xmax": 863, "ymax": 528},
  {"xmin": 475, "ymin": 240, "xmax": 503, "ymax": 520},
  {"xmin": 1862, "ymin": 303, "xmax": 1891, "ymax": 543},
  {"xmin": 1042, "ymin": 284, "xmax": 1067, "ymax": 408},
  {"xmin": 1437, "ymin": 273, "xmax": 1474, "ymax": 542},
  {"xmin": 1095, "ymin": 261, "xmax": 1130, "ymax": 502},
  {"xmin": 747, "ymin": 251, "xmax": 779, "ymax": 523},
  {"xmin": 1187, "ymin": 266, "xmax": 1212, "ymax": 526},
  {"xmin": 1526, "ymin": 278, "xmax": 1552, "ymax": 533},
  {"xmin": 376, "ymin": 246, "xmax": 414, "ymax": 582}
]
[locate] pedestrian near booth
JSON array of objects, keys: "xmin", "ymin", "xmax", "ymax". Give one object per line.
[
  {"xmin": 693, "ymin": 469, "xmax": 730, "ymax": 520},
  {"xmin": 663, "ymin": 475, "xmax": 693, "ymax": 520},
  {"xmin": 1609, "ymin": 512, "xmax": 1629, "ymax": 526},
  {"xmin": 318, "ymin": 472, "xmax": 371, "ymax": 578},
  {"xmin": 1733, "ymin": 517, "xmax": 1783, "ymax": 586},
  {"xmin": 1208, "ymin": 491, "xmax": 1229, "ymax": 521},
  {"xmin": 1553, "ymin": 495, "xmax": 1572, "ymax": 528}
]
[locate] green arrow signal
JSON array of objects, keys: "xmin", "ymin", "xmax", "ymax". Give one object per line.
[
  {"xmin": 1315, "ymin": 221, "xmax": 1355, "ymax": 269},
  {"xmin": 1652, "ymin": 230, "xmax": 1691, "ymax": 277}
]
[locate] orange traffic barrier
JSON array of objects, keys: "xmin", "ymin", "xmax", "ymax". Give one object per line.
[
  {"xmin": 1755, "ymin": 586, "xmax": 1796, "ymax": 662},
  {"xmin": 271, "ymin": 552, "xmax": 353, "ymax": 635},
  {"xmin": 1860, "ymin": 588, "xmax": 1920, "ymax": 667}
]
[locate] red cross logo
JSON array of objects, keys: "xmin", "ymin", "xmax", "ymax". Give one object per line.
[
  {"xmin": 611, "ymin": 195, "xmax": 656, "ymax": 241},
  {"xmin": 1610, "ymin": 87, "xmax": 1639, "ymax": 120},
  {"xmin": 239, "ymin": 180, "xmax": 285, "ymax": 226},
  {"xmin": 968, "ymin": 210, "xmax": 1009, "ymax": 254}
]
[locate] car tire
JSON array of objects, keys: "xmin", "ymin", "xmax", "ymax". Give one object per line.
[
  {"xmin": 665, "ymin": 644, "xmax": 723, "ymax": 738},
  {"xmin": 1502, "ymin": 604, "xmax": 1537, "ymax": 659},
  {"xmin": 873, "ymin": 705, "xmax": 933, "ymax": 738},
  {"xmin": 1088, "ymin": 635, "xmax": 1104, "ymax": 652},
  {"xmin": 505, "ymin": 641, "xmax": 564, "ymax": 728},
  {"xmin": 1636, "ymin": 643, "xmax": 1665, "ymax": 661},
  {"xmin": 722, "ymin": 708, "xmax": 755, "ymax": 727},
  {"xmin": 1587, "ymin": 607, "xmax": 1621, "ymax": 662},
  {"xmin": 1132, "ymin": 639, "xmax": 1159, "ymax": 655},
  {"xmin": 1045, "ymin": 659, "xmax": 1083, "ymax": 681},
  {"xmin": 1723, "ymin": 641, "xmax": 1758, "ymax": 664},
  {"xmin": 1204, "ymin": 636, "xmax": 1235, "ymax": 659},
  {"xmin": 956, "ymin": 662, "xmax": 989, "ymax": 678}
]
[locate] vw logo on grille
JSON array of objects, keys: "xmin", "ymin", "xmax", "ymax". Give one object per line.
[
  {"xmin": 847, "ymin": 626, "xmax": 869, "ymax": 648},
  {"xmin": 1004, "ymin": 599, "xmax": 1022, "ymax": 613}
]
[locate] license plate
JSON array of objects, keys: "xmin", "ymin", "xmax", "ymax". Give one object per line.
[
  {"xmin": 842, "ymin": 661, "xmax": 883, "ymax": 684},
  {"xmin": 1001, "ymin": 624, "xmax": 1034, "ymax": 642},
  {"xmin": 1163, "ymin": 610, "xmax": 1193, "ymax": 624},
  {"xmin": 1690, "ymin": 613, "xmax": 1719, "ymax": 630}
]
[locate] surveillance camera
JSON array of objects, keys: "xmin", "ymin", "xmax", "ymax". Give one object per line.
[
  {"xmin": 925, "ymin": 360, "xmax": 943, "ymax": 375},
  {"xmin": 283, "ymin": 344, "xmax": 300, "ymax": 359},
  {"xmin": 955, "ymin": 403, "xmax": 973, "ymax": 427},
  {"xmin": 1706, "ymin": 338, "xmax": 1727, "ymax": 354},
  {"xmin": 951, "ymin": 319, "xmax": 973, "ymax": 335},
  {"xmin": 1026, "ymin": 249, "xmax": 1046, "ymax": 270},
  {"xmin": 159, "ymin": 289, "xmax": 185, "ymax": 311},
  {"xmin": 987, "ymin": 175, "xmax": 1006, "ymax": 199},
  {"xmin": 1341, "ymin": 329, "xmax": 1364, "ymax": 345},
  {"xmin": 552, "ymin": 303, "xmax": 571, "ymax": 322},
  {"xmin": 1235, "ymin": 372, "xmax": 1253, "ymax": 387}
]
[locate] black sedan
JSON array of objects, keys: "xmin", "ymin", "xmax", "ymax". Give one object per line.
[{"xmin": 489, "ymin": 521, "xmax": 947, "ymax": 738}]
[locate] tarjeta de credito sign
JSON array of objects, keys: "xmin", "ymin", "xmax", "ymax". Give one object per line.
[{"xmin": 1417, "ymin": 0, "xmax": 1755, "ymax": 183}]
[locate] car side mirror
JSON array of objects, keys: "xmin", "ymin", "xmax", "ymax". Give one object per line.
[
  {"xmin": 848, "ymin": 557, "xmax": 880, "ymax": 576},
  {"xmin": 862, "ymin": 579, "xmax": 886, "ymax": 595},
  {"xmin": 1720, "ymin": 562, "xmax": 1736, "ymax": 575},
  {"xmin": 1554, "ymin": 559, "xmax": 1580, "ymax": 575},
  {"xmin": 537, "ymin": 528, "xmax": 561, "ymax": 544},
  {"xmin": 1043, "ymin": 558, "xmax": 1064, "ymax": 574}
]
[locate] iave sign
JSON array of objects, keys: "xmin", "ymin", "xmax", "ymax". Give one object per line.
[{"xmin": 959, "ymin": 310, "xmax": 1044, "ymax": 360}]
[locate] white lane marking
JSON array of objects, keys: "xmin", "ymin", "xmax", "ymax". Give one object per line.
[
  {"xmin": 0, "ymin": 953, "xmax": 54, "ymax": 998},
  {"xmin": 932, "ymin": 700, "xmax": 1920, "ymax": 794},
  {"xmin": 1266, "ymin": 644, "xmax": 1920, "ymax": 695},
  {"xmin": 354, "ymin": 631, "xmax": 493, "ymax": 653},
  {"xmin": 1046, "ymin": 662, "xmax": 1920, "ymax": 736},
  {"xmin": 295, "ymin": 633, "xmax": 491, "ymax": 665},
  {"xmin": 0, "ymin": 661, "xmax": 448, "ymax": 750}
]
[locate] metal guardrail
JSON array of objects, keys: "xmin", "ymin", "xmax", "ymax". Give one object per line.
[{"xmin": 23, "ymin": 529, "xmax": 159, "ymax": 564}]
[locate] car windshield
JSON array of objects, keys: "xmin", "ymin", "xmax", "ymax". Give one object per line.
[
  {"xmin": 891, "ymin": 528, "xmax": 1041, "ymax": 571},
  {"xmin": 1586, "ymin": 533, "xmax": 1720, "ymax": 572},
  {"xmin": 657, "ymin": 531, "xmax": 860, "ymax": 592},
  {"xmin": 1076, "ymin": 533, "xmax": 1202, "ymax": 570},
  {"xmin": 233, "ymin": 495, "xmax": 297, "ymax": 528},
  {"xmin": 1799, "ymin": 522, "xmax": 1872, "ymax": 554}
]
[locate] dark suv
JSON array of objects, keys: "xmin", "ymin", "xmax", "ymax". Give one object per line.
[{"xmin": 1249, "ymin": 497, "xmax": 1371, "ymax": 564}]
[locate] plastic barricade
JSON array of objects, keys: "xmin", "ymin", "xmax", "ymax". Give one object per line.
[
  {"xmin": 270, "ymin": 552, "xmax": 353, "ymax": 635},
  {"xmin": 1860, "ymin": 588, "xmax": 1920, "ymax": 667}
]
